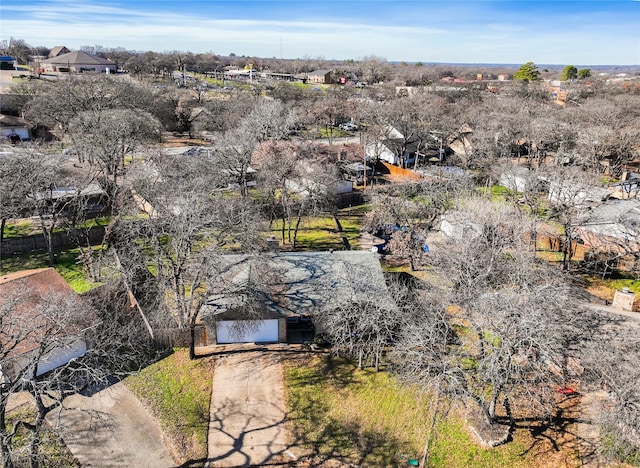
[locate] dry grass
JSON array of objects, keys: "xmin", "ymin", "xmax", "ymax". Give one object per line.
[
  {"xmin": 283, "ymin": 354, "xmax": 585, "ymax": 467},
  {"xmin": 125, "ymin": 348, "xmax": 214, "ymax": 465}
]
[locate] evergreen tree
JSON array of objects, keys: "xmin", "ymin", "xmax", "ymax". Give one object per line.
[
  {"xmin": 578, "ymin": 68, "xmax": 592, "ymax": 80},
  {"xmin": 513, "ymin": 62, "xmax": 540, "ymax": 82},
  {"xmin": 561, "ymin": 65, "xmax": 578, "ymax": 81}
]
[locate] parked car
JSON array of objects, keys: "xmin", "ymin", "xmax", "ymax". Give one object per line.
[
  {"xmin": 339, "ymin": 122, "xmax": 358, "ymax": 132},
  {"xmin": 340, "ymin": 162, "xmax": 373, "ymax": 186}
]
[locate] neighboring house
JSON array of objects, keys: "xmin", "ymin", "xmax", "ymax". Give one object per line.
[
  {"xmin": 364, "ymin": 125, "xmax": 424, "ymax": 167},
  {"xmin": 339, "ymin": 163, "xmax": 372, "ymax": 187},
  {"xmin": 48, "ymin": 46, "xmax": 70, "ymax": 58},
  {"xmin": 162, "ymin": 146, "xmax": 257, "ymax": 189},
  {"xmin": 307, "ymin": 69, "xmax": 332, "ymax": 84},
  {"xmin": 577, "ymin": 199, "xmax": 640, "ymax": 254},
  {"xmin": 200, "ymin": 250, "xmax": 393, "ymax": 344},
  {"xmin": 0, "ymin": 114, "xmax": 31, "ymax": 141},
  {"xmin": 440, "ymin": 212, "xmax": 483, "ymax": 241},
  {"xmin": 38, "ymin": 182, "xmax": 108, "ymax": 217},
  {"xmin": 548, "ymin": 180, "xmax": 610, "ymax": 206},
  {"xmin": 285, "ymin": 176, "xmax": 353, "ymax": 195},
  {"xmin": 447, "ymin": 123, "xmax": 474, "ymax": 158},
  {"xmin": 609, "ymin": 178, "xmax": 640, "ymax": 200},
  {"xmin": 41, "ymin": 51, "xmax": 117, "ymax": 73},
  {"xmin": 0, "ymin": 268, "xmax": 99, "ymax": 382},
  {"xmin": 498, "ymin": 167, "xmax": 547, "ymax": 193}
]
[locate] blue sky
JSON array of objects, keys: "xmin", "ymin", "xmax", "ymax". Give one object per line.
[{"xmin": 1, "ymin": 0, "xmax": 638, "ymax": 65}]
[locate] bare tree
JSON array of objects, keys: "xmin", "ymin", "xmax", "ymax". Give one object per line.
[
  {"xmin": 393, "ymin": 198, "xmax": 597, "ymax": 431},
  {"xmin": 68, "ymin": 108, "xmax": 162, "ymax": 211},
  {"xmin": 0, "ymin": 286, "xmax": 106, "ymax": 468},
  {"xmin": 0, "ymin": 153, "xmax": 31, "ymax": 272},
  {"xmin": 583, "ymin": 327, "xmax": 640, "ymax": 464},
  {"xmin": 117, "ymin": 155, "xmax": 264, "ymax": 358},
  {"xmin": 23, "ymin": 75, "xmax": 160, "ymax": 139},
  {"xmin": 317, "ymin": 266, "xmax": 400, "ymax": 371},
  {"xmin": 546, "ymin": 167, "xmax": 602, "ymax": 270}
]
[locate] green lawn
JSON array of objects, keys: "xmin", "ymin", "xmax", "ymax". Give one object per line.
[
  {"xmin": 5, "ymin": 407, "xmax": 78, "ymax": 467},
  {"xmin": 124, "ymin": 349, "xmax": 214, "ymax": 465},
  {"xmin": 270, "ymin": 213, "xmax": 362, "ymax": 251},
  {"xmin": 2, "ymin": 220, "xmax": 35, "ymax": 238},
  {"xmin": 285, "ymin": 355, "xmax": 552, "ymax": 468},
  {"xmin": 318, "ymin": 127, "xmax": 351, "ymax": 139},
  {"xmin": 1, "ymin": 247, "xmax": 106, "ymax": 294}
]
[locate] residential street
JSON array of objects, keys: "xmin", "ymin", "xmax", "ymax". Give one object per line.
[{"xmin": 206, "ymin": 351, "xmax": 292, "ymax": 467}]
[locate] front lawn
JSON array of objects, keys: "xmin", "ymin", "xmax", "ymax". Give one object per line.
[
  {"xmin": 124, "ymin": 349, "xmax": 214, "ymax": 465},
  {"xmin": 6, "ymin": 407, "xmax": 78, "ymax": 467},
  {"xmin": 284, "ymin": 354, "xmax": 579, "ymax": 467}
]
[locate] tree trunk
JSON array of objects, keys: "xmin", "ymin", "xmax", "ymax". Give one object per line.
[
  {"xmin": 292, "ymin": 214, "xmax": 303, "ymax": 249},
  {"xmin": 0, "ymin": 399, "xmax": 15, "ymax": 468},
  {"xmin": 420, "ymin": 392, "xmax": 443, "ymax": 468},
  {"xmin": 0, "ymin": 217, "xmax": 6, "ymax": 273},
  {"xmin": 189, "ymin": 314, "xmax": 198, "ymax": 360},
  {"xmin": 28, "ymin": 391, "xmax": 46, "ymax": 468},
  {"xmin": 40, "ymin": 224, "xmax": 55, "ymax": 267}
]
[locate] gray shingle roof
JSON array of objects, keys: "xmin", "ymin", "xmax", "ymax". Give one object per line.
[
  {"xmin": 579, "ymin": 199, "xmax": 640, "ymax": 240},
  {"xmin": 201, "ymin": 251, "xmax": 393, "ymax": 320}
]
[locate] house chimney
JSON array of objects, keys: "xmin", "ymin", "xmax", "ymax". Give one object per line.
[{"xmin": 266, "ymin": 235, "xmax": 279, "ymax": 253}]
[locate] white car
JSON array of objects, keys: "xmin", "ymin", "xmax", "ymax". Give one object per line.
[{"xmin": 339, "ymin": 122, "xmax": 358, "ymax": 131}]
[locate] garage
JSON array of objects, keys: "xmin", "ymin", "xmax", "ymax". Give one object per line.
[{"xmin": 215, "ymin": 319, "xmax": 279, "ymax": 344}]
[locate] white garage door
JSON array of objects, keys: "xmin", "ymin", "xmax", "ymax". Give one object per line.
[{"xmin": 216, "ymin": 320, "xmax": 279, "ymax": 344}]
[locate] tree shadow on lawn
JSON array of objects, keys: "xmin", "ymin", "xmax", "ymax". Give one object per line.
[
  {"xmin": 320, "ymin": 354, "xmax": 357, "ymax": 389},
  {"xmin": 288, "ymin": 355, "xmax": 413, "ymax": 467},
  {"xmin": 290, "ymin": 397, "xmax": 413, "ymax": 467},
  {"xmin": 508, "ymin": 395, "xmax": 592, "ymax": 462}
]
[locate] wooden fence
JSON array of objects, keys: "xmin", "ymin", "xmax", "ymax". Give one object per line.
[
  {"xmin": 1, "ymin": 226, "xmax": 106, "ymax": 255},
  {"xmin": 380, "ymin": 162, "xmax": 423, "ymax": 181}
]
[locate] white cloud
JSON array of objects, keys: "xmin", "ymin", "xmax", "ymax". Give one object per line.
[{"xmin": 1, "ymin": 0, "xmax": 638, "ymax": 64}]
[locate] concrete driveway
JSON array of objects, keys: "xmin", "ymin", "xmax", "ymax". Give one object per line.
[
  {"xmin": 206, "ymin": 351, "xmax": 293, "ymax": 467},
  {"xmin": 46, "ymin": 381, "xmax": 174, "ymax": 468}
]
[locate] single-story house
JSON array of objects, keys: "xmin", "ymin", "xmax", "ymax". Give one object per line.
[
  {"xmin": 41, "ymin": 50, "xmax": 117, "ymax": 74},
  {"xmin": 440, "ymin": 213, "xmax": 483, "ymax": 242},
  {"xmin": 285, "ymin": 176, "xmax": 353, "ymax": 196},
  {"xmin": 609, "ymin": 178, "xmax": 640, "ymax": 200},
  {"xmin": 577, "ymin": 199, "xmax": 640, "ymax": 254},
  {"xmin": 364, "ymin": 125, "xmax": 424, "ymax": 167},
  {"xmin": 307, "ymin": 70, "xmax": 332, "ymax": 84},
  {"xmin": 200, "ymin": 250, "xmax": 393, "ymax": 344},
  {"xmin": 0, "ymin": 114, "xmax": 31, "ymax": 141},
  {"xmin": 498, "ymin": 167, "xmax": 548, "ymax": 193},
  {"xmin": 548, "ymin": 180, "xmax": 611, "ymax": 206},
  {"xmin": 0, "ymin": 268, "xmax": 99, "ymax": 382}
]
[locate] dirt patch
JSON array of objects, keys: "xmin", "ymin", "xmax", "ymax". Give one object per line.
[{"xmin": 466, "ymin": 409, "xmax": 511, "ymax": 447}]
